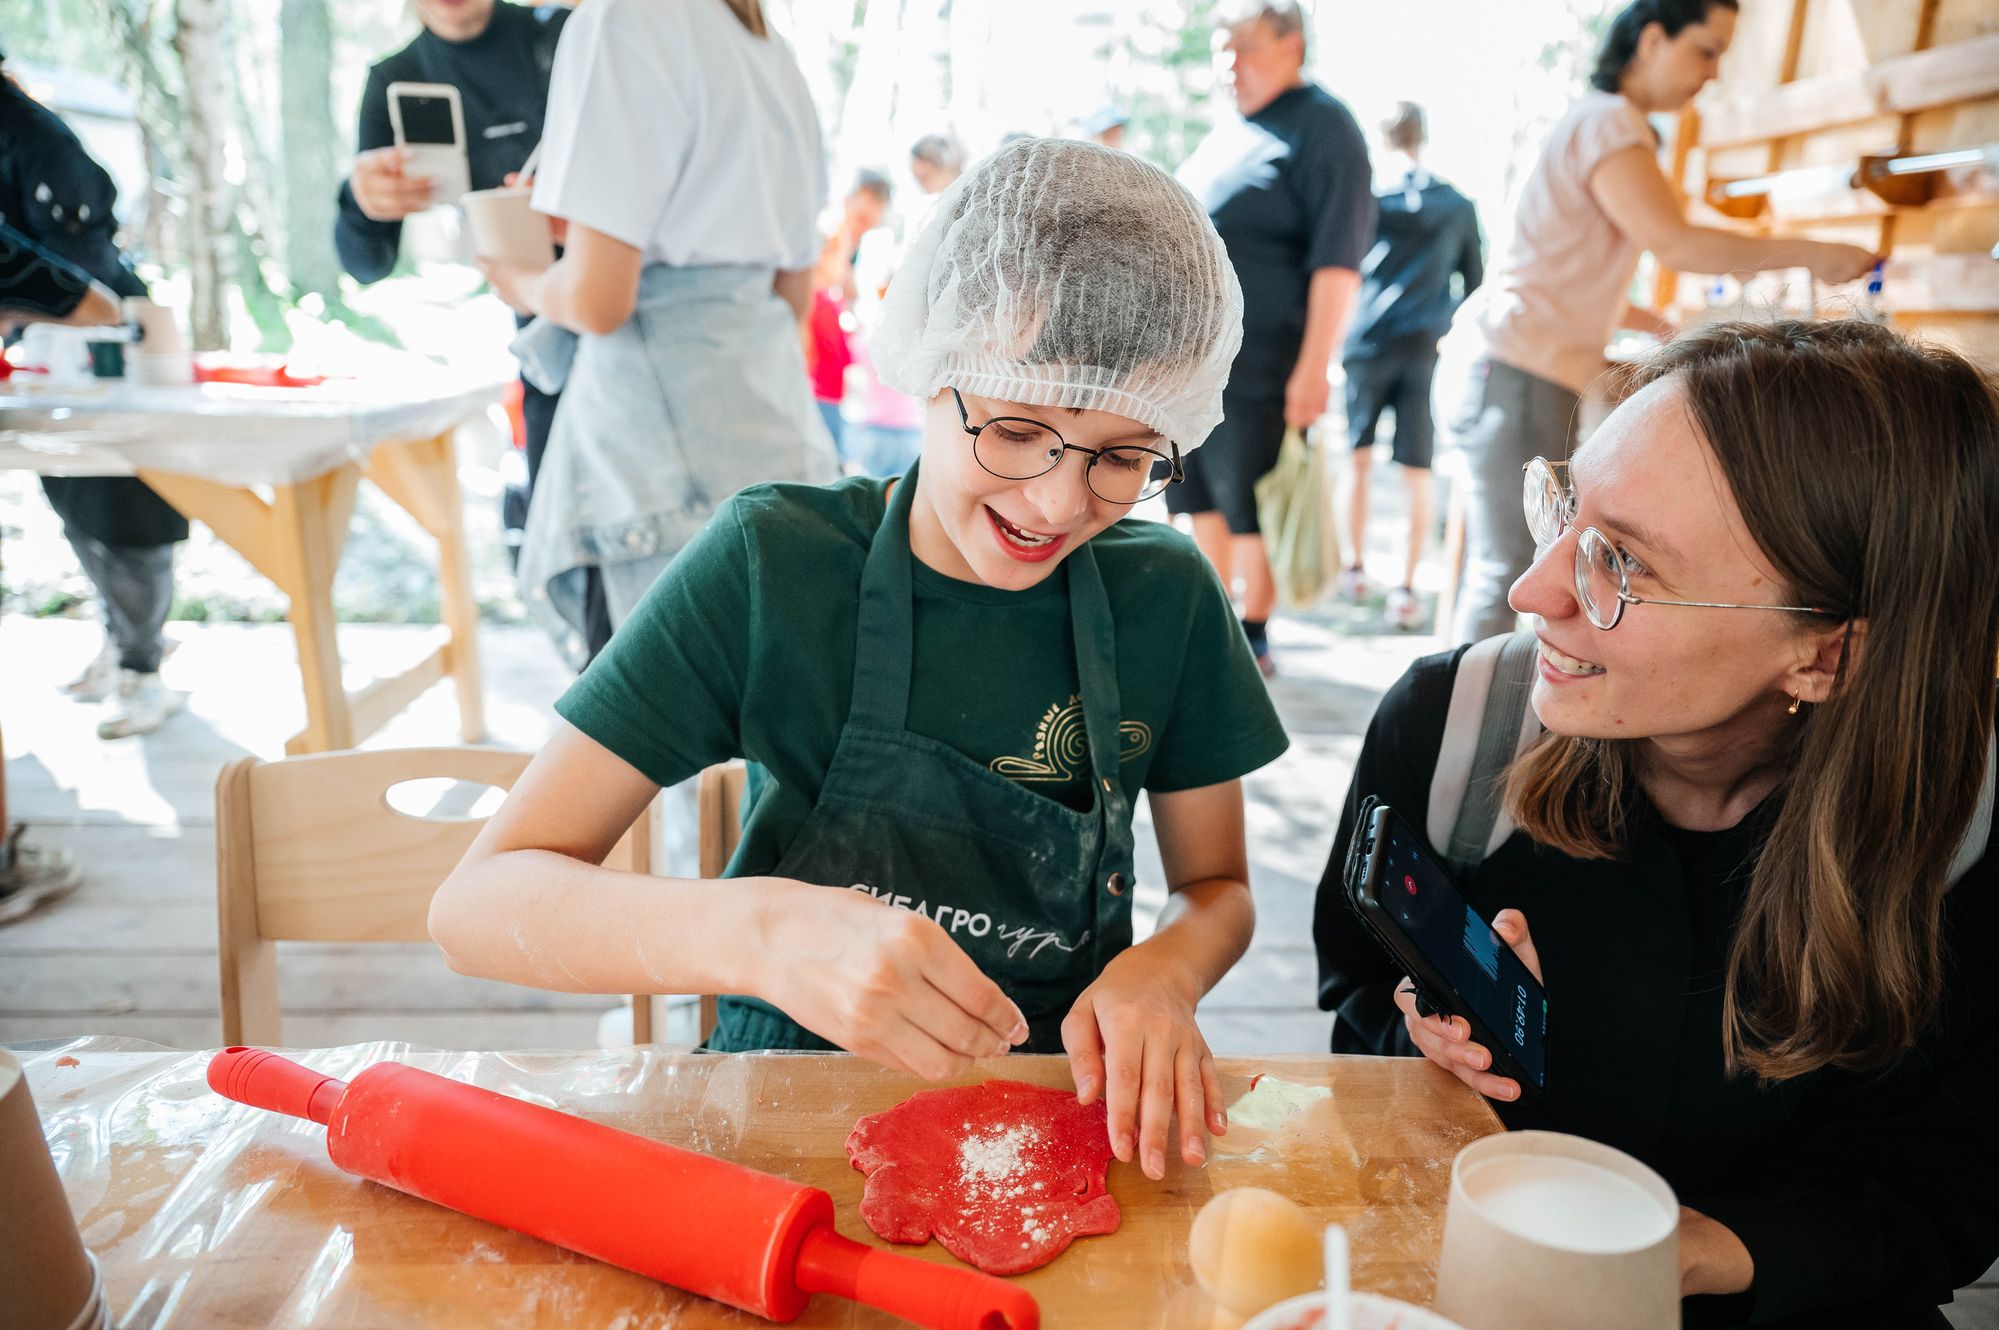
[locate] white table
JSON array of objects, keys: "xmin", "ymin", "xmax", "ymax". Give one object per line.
[{"xmin": 0, "ymin": 372, "xmax": 505, "ymax": 752}]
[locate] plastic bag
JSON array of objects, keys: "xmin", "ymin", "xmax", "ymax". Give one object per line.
[{"xmin": 1255, "ymin": 426, "xmax": 1337, "ymax": 610}]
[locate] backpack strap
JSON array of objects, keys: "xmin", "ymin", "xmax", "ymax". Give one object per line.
[
  {"xmin": 1428, "ymin": 631, "xmax": 1544, "ymax": 878},
  {"xmin": 1947, "ymin": 727, "xmax": 1996, "ymax": 886}
]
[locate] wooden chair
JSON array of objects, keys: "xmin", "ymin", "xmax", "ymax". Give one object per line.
[
  {"xmin": 216, "ymin": 746, "xmax": 654, "ymax": 1046},
  {"xmin": 692, "ymin": 761, "xmax": 747, "ymax": 1044}
]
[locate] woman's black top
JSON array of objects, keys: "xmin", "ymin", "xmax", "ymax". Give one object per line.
[
  {"xmin": 336, "ymin": 1, "xmax": 568, "ymax": 284},
  {"xmin": 1314, "ymin": 647, "xmax": 1999, "ymax": 1330}
]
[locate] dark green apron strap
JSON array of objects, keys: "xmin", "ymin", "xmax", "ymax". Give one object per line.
[{"xmin": 850, "ymin": 460, "xmax": 921, "ymax": 730}]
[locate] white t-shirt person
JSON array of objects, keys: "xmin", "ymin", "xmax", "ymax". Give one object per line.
[{"xmin": 531, "ymin": 0, "xmax": 826, "ymax": 273}]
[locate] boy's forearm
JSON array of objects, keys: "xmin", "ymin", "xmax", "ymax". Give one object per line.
[
  {"xmin": 430, "ymin": 850, "xmax": 776, "ymax": 999},
  {"xmin": 1133, "ymin": 876, "xmax": 1256, "ymax": 1006}
]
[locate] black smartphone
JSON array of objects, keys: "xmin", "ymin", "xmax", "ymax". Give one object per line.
[{"xmin": 1342, "ymin": 799, "xmax": 1548, "ymax": 1096}]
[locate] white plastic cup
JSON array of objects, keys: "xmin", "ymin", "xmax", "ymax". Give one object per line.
[
  {"xmin": 1433, "ymin": 1131, "xmax": 1680, "ymax": 1330},
  {"xmin": 1241, "ymin": 1290, "xmax": 1470, "ymax": 1330},
  {"xmin": 463, "ymin": 185, "xmax": 555, "ymax": 270}
]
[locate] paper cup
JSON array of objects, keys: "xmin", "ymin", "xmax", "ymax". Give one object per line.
[
  {"xmin": 0, "ymin": 1049, "xmax": 104, "ymax": 1330},
  {"xmin": 1242, "ymin": 1290, "xmax": 1470, "ymax": 1330},
  {"xmin": 1433, "ymin": 1132, "xmax": 1679, "ymax": 1330},
  {"xmin": 463, "ymin": 185, "xmax": 555, "ymax": 270},
  {"xmin": 127, "ymin": 350, "xmax": 195, "ymax": 387}
]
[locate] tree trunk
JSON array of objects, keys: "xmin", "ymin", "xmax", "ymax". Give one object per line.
[
  {"xmin": 279, "ymin": 0, "xmax": 340, "ymax": 301},
  {"xmin": 172, "ymin": 0, "xmax": 236, "ymax": 349}
]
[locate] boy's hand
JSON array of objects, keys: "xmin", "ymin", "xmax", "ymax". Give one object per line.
[
  {"xmin": 756, "ymin": 881, "xmax": 1028, "ymax": 1080},
  {"xmin": 1063, "ymin": 946, "xmax": 1225, "ymax": 1181}
]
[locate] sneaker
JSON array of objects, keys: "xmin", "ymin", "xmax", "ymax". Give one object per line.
[
  {"xmin": 0, "ymin": 827, "xmax": 82, "ymax": 927},
  {"xmin": 1251, "ymin": 637, "xmax": 1278, "ymax": 679},
  {"xmin": 96, "ymin": 671, "xmax": 187, "ymax": 740},
  {"xmin": 1386, "ymin": 587, "xmax": 1425, "ymax": 632},
  {"xmin": 61, "ymin": 639, "xmax": 121, "ymax": 702},
  {"xmin": 1337, "ymin": 566, "xmax": 1367, "ymax": 602}
]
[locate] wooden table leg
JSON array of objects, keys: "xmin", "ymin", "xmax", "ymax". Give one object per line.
[
  {"xmin": 364, "ymin": 431, "xmax": 486, "ymax": 743},
  {"xmin": 136, "ymin": 466, "xmax": 361, "ymax": 754}
]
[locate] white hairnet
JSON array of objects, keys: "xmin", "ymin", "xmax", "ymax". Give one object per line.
[{"xmin": 873, "ymin": 137, "xmax": 1244, "ymax": 451}]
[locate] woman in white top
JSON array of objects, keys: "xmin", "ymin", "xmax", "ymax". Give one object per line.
[
  {"xmin": 1448, "ymin": 0, "xmax": 1877, "ymax": 645},
  {"xmin": 484, "ymin": 0, "xmax": 838, "ymax": 661}
]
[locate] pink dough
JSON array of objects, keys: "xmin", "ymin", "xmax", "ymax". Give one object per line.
[{"xmin": 845, "ymin": 1079, "xmax": 1121, "ymax": 1276}]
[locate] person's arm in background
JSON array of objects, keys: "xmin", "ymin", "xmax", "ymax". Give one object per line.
[
  {"xmin": 0, "ymin": 220, "xmax": 121, "ymax": 331},
  {"xmin": 484, "ymin": 221, "xmax": 640, "ymax": 335},
  {"xmin": 1287, "ymin": 107, "xmax": 1376, "ymax": 429},
  {"xmin": 1591, "ymin": 146, "xmax": 1877, "ymax": 286},
  {"xmin": 1287, "ymin": 267, "xmax": 1359, "ymax": 427},
  {"xmin": 335, "ymin": 65, "xmax": 420, "ymax": 285},
  {"xmin": 773, "ymin": 266, "xmax": 813, "ymax": 322},
  {"xmin": 1454, "ymin": 199, "xmax": 1484, "ymax": 304}
]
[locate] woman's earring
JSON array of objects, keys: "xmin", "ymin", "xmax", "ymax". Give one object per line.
[{"xmin": 1785, "ymin": 694, "xmax": 1802, "ymax": 716}]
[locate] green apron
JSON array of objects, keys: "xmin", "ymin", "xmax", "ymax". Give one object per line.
[{"xmin": 710, "ymin": 462, "xmax": 1138, "ymax": 1054}]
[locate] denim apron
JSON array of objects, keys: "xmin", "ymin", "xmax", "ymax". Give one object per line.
[{"xmin": 711, "ymin": 462, "xmax": 1138, "ymax": 1054}]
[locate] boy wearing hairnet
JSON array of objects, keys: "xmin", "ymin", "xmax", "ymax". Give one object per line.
[{"xmin": 431, "ymin": 140, "xmax": 1288, "ymax": 1179}]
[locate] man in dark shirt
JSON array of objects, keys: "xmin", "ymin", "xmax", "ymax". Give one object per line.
[
  {"xmin": 1169, "ymin": 1, "xmax": 1374, "ymax": 676},
  {"xmin": 1340, "ymin": 102, "xmax": 1483, "ymax": 631},
  {"xmin": 2, "ymin": 46, "xmax": 190, "ymax": 741},
  {"xmin": 337, "ymin": 0, "xmax": 569, "ymax": 586}
]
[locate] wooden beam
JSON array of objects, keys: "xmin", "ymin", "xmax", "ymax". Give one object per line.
[
  {"xmin": 1700, "ymin": 33, "xmax": 1999, "ymax": 147},
  {"xmin": 344, "ymin": 642, "xmax": 452, "ymax": 746}
]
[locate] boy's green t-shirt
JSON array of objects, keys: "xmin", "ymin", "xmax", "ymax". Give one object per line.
[{"xmin": 556, "ymin": 477, "xmax": 1288, "ymax": 874}]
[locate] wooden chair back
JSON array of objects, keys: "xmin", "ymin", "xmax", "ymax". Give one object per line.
[
  {"xmin": 692, "ymin": 761, "xmax": 748, "ymax": 1043},
  {"xmin": 215, "ymin": 746, "xmax": 653, "ymax": 1046}
]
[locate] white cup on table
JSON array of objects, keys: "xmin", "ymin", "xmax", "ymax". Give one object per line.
[{"xmin": 1432, "ymin": 1131, "xmax": 1680, "ymax": 1330}]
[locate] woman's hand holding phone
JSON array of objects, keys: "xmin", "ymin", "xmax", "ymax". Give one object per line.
[
  {"xmin": 351, "ymin": 147, "xmax": 435, "ymax": 222},
  {"xmin": 1394, "ymin": 909, "xmax": 1542, "ymax": 1102}
]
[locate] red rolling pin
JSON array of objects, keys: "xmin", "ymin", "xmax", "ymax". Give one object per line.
[{"xmin": 209, "ymin": 1047, "xmax": 1038, "ymax": 1330}]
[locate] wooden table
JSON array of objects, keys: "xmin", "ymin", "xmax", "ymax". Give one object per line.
[
  {"xmin": 21, "ymin": 1039, "xmax": 1502, "ymax": 1329},
  {"xmin": 0, "ymin": 372, "xmax": 503, "ymax": 753}
]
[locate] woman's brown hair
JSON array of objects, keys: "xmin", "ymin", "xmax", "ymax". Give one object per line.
[{"xmin": 1505, "ymin": 318, "xmax": 1999, "ymax": 1080}]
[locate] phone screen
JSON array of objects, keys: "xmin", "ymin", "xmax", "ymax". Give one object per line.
[
  {"xmin": 395, "ymin": 94, "xmax": 458, "ymax": 146},
  {"xmin": 1378, "ymin": 817, "xmax": 1548, "ymax": 1087}
]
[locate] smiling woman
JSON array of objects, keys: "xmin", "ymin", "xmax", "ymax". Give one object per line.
[{"xmin": 1316, "ymin": 318, "xmax": 1999, "ymax": 1329}]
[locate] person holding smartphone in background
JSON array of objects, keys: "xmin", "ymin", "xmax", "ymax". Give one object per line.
[
  {"xmin": 338, "ymin": 0, "xmax": 575, "ymax": 622},
  {"xmin": 2, "ymin": 42, "xmax": 189, "ymax": 741},
  {"xmin": 1314, "ymin": 320, "xmax": 1999, "ymax": 1327}
]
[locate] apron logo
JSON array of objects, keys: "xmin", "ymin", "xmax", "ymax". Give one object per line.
[
  {"xmin": 989, "ymin": 694, "xmax": 1152, "ymax": 783},
  {"xmin": 847, "ymin": 883, "xmax": 1092, "ymax": 960}
]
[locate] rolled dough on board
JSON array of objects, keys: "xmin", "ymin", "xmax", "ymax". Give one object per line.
[{"xmin": 845, "ymin": 1079, "xmax": 1121, "ymax": 1276}]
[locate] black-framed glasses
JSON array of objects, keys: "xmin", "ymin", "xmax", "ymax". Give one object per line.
[
  {"xmin": 1522, "ymin": 456, "xmax": 1840, "ymax": 632},
  {"xmin": 952, "ymin": 387, "xmax": 1182, "ymax": 505}
]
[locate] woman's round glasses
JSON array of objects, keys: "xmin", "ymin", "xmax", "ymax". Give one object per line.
[
  {"xmin": 952, "ymin": 388, "xmax": 1181, "ymax": 505},
  {"xmin": 1522, "ymin": 456, "xmax": 1839, "ymax": 631}
]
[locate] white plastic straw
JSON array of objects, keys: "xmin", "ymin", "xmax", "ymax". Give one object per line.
[{"xmin": 1325, "ymin": 1223, "xmax": 1351, "ymax": 1330}]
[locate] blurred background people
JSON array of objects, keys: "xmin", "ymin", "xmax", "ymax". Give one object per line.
[
  {"xmin": 1081, "ymin": 106, "xmax": 1130, "ymax": 150},
  {"xmin": 1339, "ymin": 100, "xmax": 1482, "ymax": 631},
  {"xmin": 1446, "ymin": 0, "xmax": 1878, "ymax": 644},
  {"xmin": 908, "ymin": 132, "xmax": 966, "ymax": 197},
  {"xmin": 808, "ymin": 169, "xmax": 891, "ymax": 468},
  {"xmin": 481, "ymin": 0, "xmax": 835, "ymax": 661},
  {"xmin": 337, "ymin": 0, "xmax": 571, "ymax": 580},
  {"xmin": 1170, "ymin": 0, "xmax": 1374, "ymax": 676},
  {"xmin": 2, "ymin": 42, "xmax": 187, "ymax": 740}
]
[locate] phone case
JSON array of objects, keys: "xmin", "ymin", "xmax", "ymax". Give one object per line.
[{"xmin": 1341, "ymin": 798, "xmax": 1545, "ymax": 1096}]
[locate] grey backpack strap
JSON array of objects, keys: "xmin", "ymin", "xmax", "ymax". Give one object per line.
[
  {"xmin": 1947, "ymin": 728, "xmax": 1996, "ymax": 886},
  {"xmin": 1429, "ymin": 632, "xmax": 1545, "ymax": 877}
]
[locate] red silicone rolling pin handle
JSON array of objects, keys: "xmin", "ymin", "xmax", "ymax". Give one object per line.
[
  {"xmin": 207, "ymin": 1047, "xmax": 348, "ymax": 1126},
  {"xmin": 794, "ymin": 1227, "xmax": 1040, "ymax": 1330}
]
